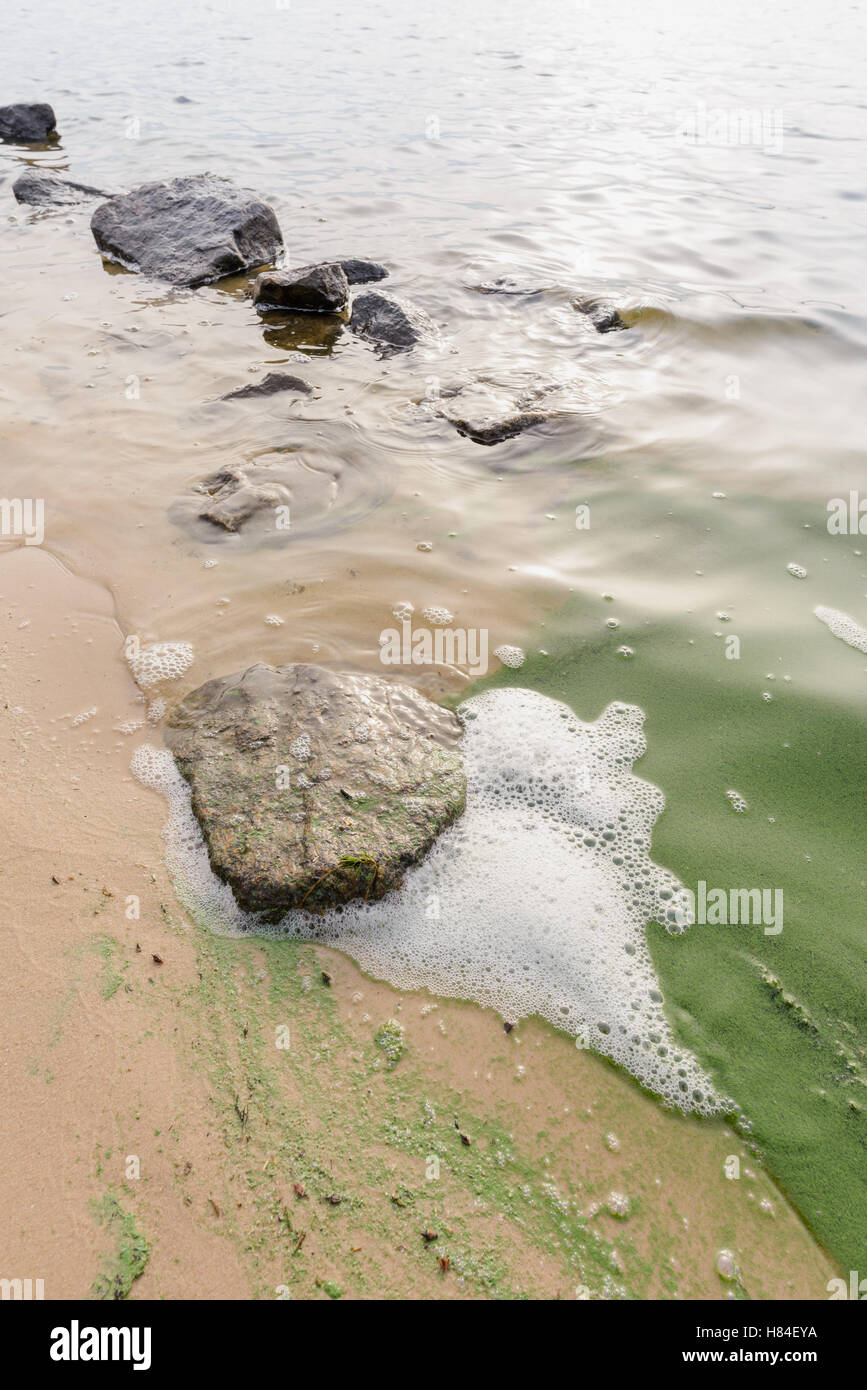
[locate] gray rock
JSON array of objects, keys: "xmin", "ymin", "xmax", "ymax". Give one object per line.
[
  {"xmin": 438, "ymin": 381, "xmax": 552, "ymax": 444},
  {"xmin": 90, "ymin": 174, "xmax": 283, "ymax": 287},
  {"xmin": 0, "ymin": 102, "xmax": 57, "ymax": 143},
  {"xmin": 349, "ymin": 290, "xmax": 436, "ymax": 354},
  {"xmin": 165, "ymin": 662, "xmax": 466, "ymax": 914},
  {"xmin": 574, "ymin": 298, "xmax": 627, "ymax": 333},
  {"xmin": 222, "ymin": 372, "xmax": 312, "ymax": 401},
  {"xmin": 13, "ymin": 168, "xmax": 108, "ymax": 207},
  {"xmin": 446, "ymin": 409, "xmax": 549, "ymax": 445},
  {"xmin": 336, "ymin": 258, "xmax": 388, "ymax": 285},
  {"xmin": 195, "ymin": 465, "xmax": 291, "ymax": 531},
  {"xmin": 253, "ymin": 262, "xmax": 350, "ymax": 314},
  {"xmin": 470, "ymin": 275, "xmax": 543, "ymax": 297}
]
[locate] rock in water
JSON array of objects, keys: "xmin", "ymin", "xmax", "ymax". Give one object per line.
[
  {"xmin": 444, "ymin": 405, "xmax": 549, "ymax": 445},
  {"xmin": 253, "ymin": 262, "xmax": 350, "ymax": 314},
  {"xmin": 194, "ymin": 465, "xmax": 291, "ymax": 532},
  {"xmin": 13, "ymin": 169, "xmax": 108, "ymax": 207},
  {"xmin": 336, "ymin": 258, "xmax": 389, "ymax": 284},
  {"xmin": 222, "ymin": 372, "xmax": 312, "ymax": 400},
  {"xmin": 0, "ymin": 102, "xmax": 57, "ymax": 142},
  {"xmin": 438, "ymin": 381, "xmax": 552, "ymax": 444},
  {"xmin": 165, "ymin": 663, "xmax": 466, "ymax": 914},
  {"xmin": 573, "ymin": 297, "xmax": 627, "ymax": 334},
  {"xmin": 349, "ymin": 290, "xmax": 436, "ymax": 354},
  {"xmin": 90, "ymin": 174, "xmax": 283, "ymax": 287}
]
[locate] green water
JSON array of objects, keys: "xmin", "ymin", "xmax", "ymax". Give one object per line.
[{"xmin": 474, "ymin": 493, "xmax": 866, "ymax": 1275}]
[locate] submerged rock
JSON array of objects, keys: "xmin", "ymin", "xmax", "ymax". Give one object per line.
[
  {"xmin": 222, "ymin": 371, "xmax": 312, "ymax": 401},
  {"xmin": 13, "ymin": 168, "xmax": 108, "ymax": 207},
  {"xmin": 165, "ymin": 662, "xmax": 466, "ymax": 913},
  {"xmin": 336, "ymin": 257, "xmax": 388, "ymax": 284},
  {"xmin": 90, "ymin": 174, "xmax": 283, "ymax": 287},
  {"xmin": 253, "ymin": 262, "xmax": 350, "ymax": 314},
  {"xmin": 574, "ymin": 298, "xmax": 627, "ymax": 334},
  {"xmin": 470, "ymin": 275, "xmax": 543, "ymax": 297},
  {"xmin": 445, "ymin": 406, "xmax": 549, "ymax": 445},
  {"xmin": 349, "ymin": 290, "xmax": 437, "ymax": 354},
  {"xmin": 0, "ymin": 102, "xmax": 57, "ymax": 142},
  {"xmin": 194, "ymin": 465, "xmax": 291, "ymax": 531},
  {"xmin": 438, "ymin": 381, "xmax": 553, "ymax": 444}
]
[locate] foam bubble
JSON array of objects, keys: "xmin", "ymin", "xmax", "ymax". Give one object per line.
[
  {"xmin": 494, "ymin": 644, "xmax": 525, "ymax": 668},
  {"xmin": 786, "ymin": 562, "xmax": 807, "ymax": 579},
  {"xmin": 422, "ymin": 606, "xmax": 454, "ymax": 626},
  {"xmin": 126, "ymin": 641, "xmax": 194, "ymax": 690},
  {"xmin": 133, "ymin": 687, "xmax": 724, "ymax": 1115},
  {"xmin": 815, "ymin": 604, "xmax": 867, "ymax": 654}
]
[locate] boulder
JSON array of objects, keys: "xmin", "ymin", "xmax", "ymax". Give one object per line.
[
  {"xmin": 0, "ymin": 102, "xmax": 57, "ymax": 142},
  {"xmin": 336, "ymin": 257, "xmax": 388, "ymax": 284},
  {"xmin": 90, "ymin": 174, "xmax": 283, "ymax": 287},
  {"xmin": 165, "ymin": 662, "xmax": 466, "ymax": 913},
  {"xmin": 13, "ymin": 168, "xmax": 108, "ymax": 207},
  {"xmin": 194, "ymin": 465, "xmax": 291, "ymax": 532},
  {"xmin": 349, "ymin": 290, "xmax": 436, "ymax": 354},
  {"xmin": 222, "ymin": 371, "xmax": 312, "ymax": 401},
  {"xmin": 253, "ymin": 262, "xmax": 350, "ymax": 314}
]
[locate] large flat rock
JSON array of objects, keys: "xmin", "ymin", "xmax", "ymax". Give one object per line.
[
  {"xmin": 165, "ymin": 663, "xmax": 466, "ymax": 914},
  {"xmin": 90, "ymin": 174, "xmax": 283, "ymax": 287}
]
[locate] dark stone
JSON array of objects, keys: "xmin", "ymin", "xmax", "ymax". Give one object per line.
[
  {"xmin": 90, "ymin": 174, "xmax": 283, "ymax": 287},
  {"xmin": 0, "ymin": 102, "xmax": 57, "ymax": 143},
  {"xmin": 13, "ymin": 169, "xmax": 108, "ymax": 207},
  {"xmin": 222, "ymin": 372, "xmax": 313, "ymax": 401},
  {"xmin": 336, "ymin": 258, "xmax": 388, "ymax": 285},
  {"xmin": 349, "ymin": 290, "xmax": 436, "ymax": 354},
  {"xmin": 574, "ymin": 298, "xmax": 627, "ymax": 334},
  {"xmin": 446, "ymin": 410, "xmax": 549, "ymax": 445},
  {"xmin": 195, "ymin": 465, "xmax": 291, "ymax": 532},
  {"xmin": 165, "ymin": 662, "xmax": 466, "ymax": 913},
  {"xmin": 253, "ymin": 262, "xmax": 350, "ymax": 314}
]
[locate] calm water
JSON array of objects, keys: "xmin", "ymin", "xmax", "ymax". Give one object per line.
[{"xmin": 2, "ymin": 0, "xmax": 866, "ymax": 1269}]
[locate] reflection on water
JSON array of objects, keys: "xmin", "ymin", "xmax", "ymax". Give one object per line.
[{"xmin": 0, "ymin": 0, "xmax": 865, "ymax": 693}]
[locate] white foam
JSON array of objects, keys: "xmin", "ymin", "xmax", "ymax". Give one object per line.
[
  {"xmin": 494, "ymin": 644, "xmax": 525, "ymax": 668},
  {"xmin": 422, "ymin": 606, "xmax": 454, "ymax": 626},
  {"xmin": 815, "ymin": 605, "xmax": 867, "ymax": 654},
  {"xmin": 131, "ymin": 687, "xmax": 724, "ymax": 1115},
  {"xmin": 126, "ymin": 641, "xmax": 194, "ymax": 690}
]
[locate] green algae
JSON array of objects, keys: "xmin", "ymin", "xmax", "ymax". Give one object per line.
[
  {"xmin": 168, "ymin": 924, "xmax": 637, "ymax": 1299},
  {"xmin": 473, "ymin": 577, "xmax": 866, "ymax": 1276},
  {"xmin": 90, "ymin": 1192, "xmax": 150, "ymax": 1300},
  {"xmin": 374, "ymin": 1018, "xmax": 406, "ymax": 1069}
]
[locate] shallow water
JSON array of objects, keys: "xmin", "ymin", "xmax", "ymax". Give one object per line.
[{"xmin": 2, "ymin": 0, "xmax": 866, "ymax": 1275}]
